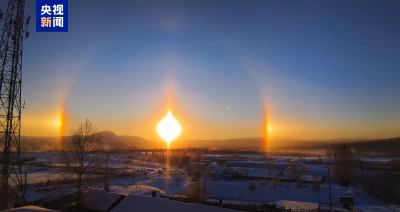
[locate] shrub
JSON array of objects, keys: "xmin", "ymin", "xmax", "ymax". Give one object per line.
[
  {"xmin": 390, "ymin": 159, "xmax": 400, "ymax": 172},
  {"xmin": 359, "ymin": 172, "xmax": 400, "ymax": 204},
  {"xmin": 248, "ymin": 182, "xmax": 257, "ymax": 191},
  {"xmin": 273, "ymin": 178, "xmax": 281, "ymax": 188},
  {"xmin": 175, "ymin": 176, "xmax": 183, "ymax": 184},
  {"xmin": 313, "ymin": 176, "xmax": 321, "ymax": 192},
  {"xmin": 259, "ymin": 180, "xmax": 268, "ymax": 187},
  {"xmin": 296, "ymin": 178, "xmax": 303, "ymax": 189},
  {"xmin": 185, "ymin": 182, "xmax": 205, "ymax": 203},
  {"xmin": 122, "ymin": 160, "xmax": 131, "ymax": 165}
]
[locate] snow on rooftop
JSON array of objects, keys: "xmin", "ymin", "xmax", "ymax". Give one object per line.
[
  {"xmin": 110, "ymin": 195, "xmax": 236, "ymax": 212},
  {"xmin": 247, "ymin": 169, "xmax": 281, "ymax": 178},
  {"xmin": 4, "ymin": 206, "xmax": 59, "ymax": 212},
  {"xmin": 272, "ymin": 200, "xmax": 318, "ymax": 210},
  {"xmin": 209, "ymin": 165, "xmax": 227, "ymax": 173},
  {"xmin": 226, "ymin": 161, "xmax": 288, "ymax": 169},
  {"xmin": 320, "ymin": 205, "xmax": 349, "ymax": 212},
  {"xmin": 190, "ymin": 162, "xmax": 206, "ymax": 165},
  {"xmin": 227, "ymin": 167, "xmax": 281, "ymax": 178},
  {"xmin": 82, "ymin": 190, "xmax": 124, "ymax": 212},
  {"xmin": 278, "ymin": 173, "xmax": 322, "ymax": 182}
]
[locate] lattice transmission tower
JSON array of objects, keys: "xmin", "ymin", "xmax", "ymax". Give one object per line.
[{"xmin": 0, "ymin": 0, "xmax": 30, "ymax": 210}]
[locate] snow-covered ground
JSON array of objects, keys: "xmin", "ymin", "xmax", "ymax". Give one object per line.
[
  {"xmin": 204, "ymin": 179, "xmax": 382, "ymax": 206},
  {"xmin": 19, "ymin": 152, "xmax": 394, "ymax": 210},
  {"xmin": 354, "ymin": 205, "xmax": 400, "ymax": 212},
  {"xmin": 273, "ymin": 200, "xmax": 319, "ymax": 210},
  {"xmin": 110, "ymin": 194, "xmax": 236, "ymax": 212}
]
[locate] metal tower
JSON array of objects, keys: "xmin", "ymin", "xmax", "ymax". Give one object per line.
[{"xmin": 0, "ymin": 0, "xmax": 29, "ymax": 210}]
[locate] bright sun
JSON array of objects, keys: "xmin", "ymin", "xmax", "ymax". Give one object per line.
[{"xmin": 157, "ymin": 110, "xmax": 182, "ymax": 148}]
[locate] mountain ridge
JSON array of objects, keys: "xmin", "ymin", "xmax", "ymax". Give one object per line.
[{"xmin": 19, "ymin": 131, "xmax": 400, "ymax": 152}]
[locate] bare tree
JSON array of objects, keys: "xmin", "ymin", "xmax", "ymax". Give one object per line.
[
  {"xmin": 264, "ymin": 155, "xmax": 274, "ymax": 178},
  {"xmin": 193, "ymin": 149, "xmax": 203, "ymax": 162},
  {"xmin": 185, "ymin": 182, "xmax": 205, "ymax": 203},
  {"xmin": 248, "ymin": 182, "xmax": 257, "ymax": 191},
  {"xmin": 327, "ymin": 143, "xmax": 355, "ymax": 186},
  {"xmin": 174, "ymin": 176, "xmax": 183, "ymax": 184},
  {"xmin": 202, "ymin": 165, "xmax": 212, "ymax": 199},
  {"xmin": 317, "ymin": 155, "xmax": 323, "ymax": 163},
  {"xmin": 313, "ymin": 175, "xmax": 321, "ymax": 192},
  {"xmin": 188, "ymin": 149, "xmax": 205, "ymax": 201},
  {"xmin": 56, "ymin": 118, "xmax": 103, "ymax": 211},
  {"xmin": 217, "ymin": 155, "xmax": 227, "ymax": 165},
  {"xmin": 287, "ymin": 160, "xmax": 307, "ymax": 188},
  {"xmin": 191, "ymin": 149, "xmax": 203, "ymax": 182}
]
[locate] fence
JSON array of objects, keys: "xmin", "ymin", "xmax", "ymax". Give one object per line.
[{"xmin": 159, "ymin": 195, "xmax": 318, "ymax": 212}]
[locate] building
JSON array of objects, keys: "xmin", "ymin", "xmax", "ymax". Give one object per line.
[
  {"xmin": 226, "ymin": 161, "xmax": 288, "ymax": 170},
  {"xmin": 204, "ymin": 165, "xmax": 227, "ymax": 181},
  {"xmin": 227, "ymin": 167, "xmax": 282, "ymax": 180},
  {"xmin": 190, "ymin": 162, "xmax": 206, "ymax": 172},
  {"xmin": 278, "ymin": 173, "xmax": 323, "ymax": 183}
]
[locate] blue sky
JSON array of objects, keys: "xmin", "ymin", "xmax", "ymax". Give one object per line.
[{"xmin": 4, "ymin": 0, "xmax": 400, "ymax": 141}]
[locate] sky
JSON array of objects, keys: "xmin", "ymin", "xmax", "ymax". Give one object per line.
[{"xmin": 3, "ymin": 0, "xmax": 400, "ymax": 142}]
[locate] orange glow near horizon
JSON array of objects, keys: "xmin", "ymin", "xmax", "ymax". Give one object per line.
[
  {"xmin": 263, "ymin": 108, "xmax": 270, "ymax": 153},
  {"xmin": 57, "ymin": 105, "xmax": 66, "ymax": 136},
  {"xmin": 157, "ymin": 110, "xmax": 182, "ymax": 148}
]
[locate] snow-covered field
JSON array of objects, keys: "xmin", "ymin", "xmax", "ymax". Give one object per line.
[
  {"xmin": 20, "ymin": 152, "xmax": 395, "ymax": 210},
  {"xmin": 205, "ymin": 179, "xmax": 382, "ymax": 205}
]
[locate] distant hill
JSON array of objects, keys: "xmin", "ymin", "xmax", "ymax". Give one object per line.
[
  {"xmin": 19, "ymin": 131, "xmax": 400, "ymax": 155},
  {"xmin": 21, "ymin": 131, "xmax": 139, "ymax": 151},
  {"xmin": 100, "ymin": 131, "xmax": 133, "ymax": 149},
  {"xmin": 168, "ymin": 137, "xmax": 264, "ymax": 149},
  {"xmin": 119, "ymin": 135, "xmax": 163, "ymax": 149},
  {"xmin": 21, "ymin": 136, "xmax": 59, "ymax": 151}
]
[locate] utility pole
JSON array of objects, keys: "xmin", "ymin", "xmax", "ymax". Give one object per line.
[
  {"xmin": 104, "ymin": 153, "xmax": 109, "ymax": 192},
  {"xmin": 0, "ymin": 0, "xmax": 30, "ymax": 210},
  {"xmin": 328, "ymin": 160, "xmax": 333, "ymax": 209}
]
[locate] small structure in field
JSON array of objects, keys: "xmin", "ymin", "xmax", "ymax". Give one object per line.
[
  {"xmin": 227, "ymin": 167, "xmax": 282, "ymax": 180},
  {"xmin": 204, "ymin": 165, "xmax": 227, "ymax": 181},
  {"xmin": 278, "ymin": 173, "xmax": 323, "ymax": 183},
  {"xmin": 338, "ymin": 196, "xmax": 354, "ymax": 208},
  {"xmin": 226, "ymin": 161, "xmax": 288, "ymax": 170}
]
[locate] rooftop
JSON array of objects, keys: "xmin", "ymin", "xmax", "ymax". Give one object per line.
[
  {"xmin": 110, "ymin": 195, "xmax": 236, "ymax": 212},
  {"xmin": 227, "ymin": 168, "xmax": 282, "ymax": 178},
  {"xmin": 4, "ymin": 206, "xmax": 59, "ymax": 212}
]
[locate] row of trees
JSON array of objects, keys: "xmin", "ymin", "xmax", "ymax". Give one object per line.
[
  {"xmin": 326, "ymin": 143, "xmax": 355, "ymax": 186},
  {"xmin": 264, "ymin": 143, "xmax": 356, "ymax": 187}
]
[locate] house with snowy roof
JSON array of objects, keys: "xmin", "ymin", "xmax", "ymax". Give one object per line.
[
  {"xmin": 203, "ymin": 165, "xmax": 228, "ymax": 181},
  {"xmin": 227, "ymin": 167, "xmax": 282, "ymax": 180}
]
